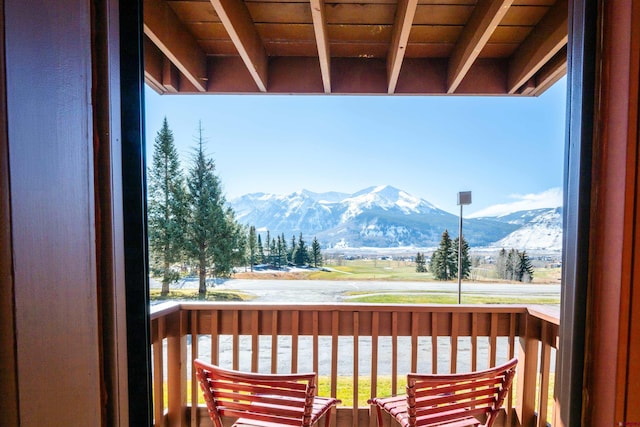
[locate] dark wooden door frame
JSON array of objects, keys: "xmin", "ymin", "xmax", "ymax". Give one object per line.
[
  {"xmin": 557, "ymin": 0, "xmax": 596, "ymax": 426},
  {"xmin": 119, "ymin": 0, "xmax": 153, "ymax": 425}
]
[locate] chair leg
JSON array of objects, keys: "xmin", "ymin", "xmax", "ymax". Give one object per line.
[
  {"xmin": 375, "ymin": 405, "xmax": 384, "ymax": 427},
  {"xmin": 324, "ymin": 407, "xmax": 333, "ymax": 427}
]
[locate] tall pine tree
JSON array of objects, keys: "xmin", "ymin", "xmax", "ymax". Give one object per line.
[
  {"xmin": 281, "ymin": 233, "xmax": 289, "ymax": 265},
  {"xmin": 257, "ymin": 234, "xmax": 265, "ymax": 264},
  {"xmin": 518, "ymin": 250, "xmax": 535, "ymax": 282},
  {"xmin": 453, "ymin": 236, "xmax": 471, "ymax": 279},
  {"xmin": 248, "ymin": 226, "xmax": 257, "ymax": 271},
  {"xmin": 148, "ymin": 117, "xmax": 188, "ymax": 296},
  {"xmin": 495, "ymin": 248, "xmax": 535, "ymax": 282},
  {"xmin": 293, "ymin": 233, "xmax": 309, "ymax": 266},
  {"xmin": 185, "ymin": 122, "xmax": 229, "ymax": 295},
  {"xmin": 415, "ymin": 252, "xmax": 427, "ymax": 273},
  {"xmin": 430, "ymin": 230, "xmax": 456, "ymax": 280},
  {"xmin": 310, "ymin": 237, "xmax": 322, "ymax": 267}
]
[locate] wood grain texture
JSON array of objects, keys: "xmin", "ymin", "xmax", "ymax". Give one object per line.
[{"xmin": 4, "ymin": 0, "xmax": 102, "ymax": 424}]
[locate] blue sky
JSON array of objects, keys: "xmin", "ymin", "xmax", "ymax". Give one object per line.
[{"xmin": 144, "ymin": 77, "xmax": 566, "ymax": 216}]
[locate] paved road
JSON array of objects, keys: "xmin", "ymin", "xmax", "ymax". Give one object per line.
[{"xmin": 212, "ymin": 279, "xmax": 561, "ymax": 303}]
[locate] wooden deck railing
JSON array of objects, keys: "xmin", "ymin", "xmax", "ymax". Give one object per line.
[{"xmin": 150, "ymin": 303, "xmax": 560, "ymax": 427}]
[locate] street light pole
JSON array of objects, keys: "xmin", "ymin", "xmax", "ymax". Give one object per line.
[{"xmin": 457, "ymin": 191, "xmax": 471, "ymax": 304}]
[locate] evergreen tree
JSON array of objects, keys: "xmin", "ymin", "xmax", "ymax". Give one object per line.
[
  {"xmin": 452, "ymin": 236, "xmax": 471, "ymax": 279},
  {"xmin": 289, "ymin": 235, "xmax": 296, "ymax": 263},
  {"xmin": 269, "ymin": 237, "xmax": 277, "ymax": 267},
  {"xmin": 248, "ymin": 226, "xmax": 257, "ymax": 271},
  {"xmin": 310, "ymin": 237, "xmax": 322, "ymax": 267},
  {"xmin": 274, "ymin": 235, "xmax": 284, "ymax": 268},
  {"xmin": 293, "ymin": 233, "xmax": 309, "ymax": 266},
  {"xmin": 265, "ymin": 230, "xmax": 271, "ymax": 265},
  {"xmin": 495, "ymin": 248, "xmax": 534, "ymax": 282},
  {"xmin": 147, "ymin": 117, "xmax": 188, "ymax": 296},
  {"xmin": 213, "ymin": 207, "xmax": 245, "ymax": 277},
  {"xmin": 280, "ymin": 233, "xmax": 288, "ymax": 265},
  {"xmin": 257, "ymin": 234, "xmax": 265, "ymax": 264},
  {"xmin": 431, "ymin": 230, "xmax": 455, "ymax": 280},
  {"xmin": 415, "ymin": 252, "xmax": 427, "ymax": 273},
  {"xmin": 185, "ymin": 122, "xmax": 231, "ymax": 295},
  {"xmin": 518, "ymin": 251, "xmax": 535, "ymax": 283}
]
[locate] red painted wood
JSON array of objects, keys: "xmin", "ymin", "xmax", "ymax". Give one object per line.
[{"xmin": 4, "ymin": 0, "xmax": 102, "ymax": 424}]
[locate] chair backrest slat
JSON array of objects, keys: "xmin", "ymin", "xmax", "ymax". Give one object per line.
[
  {"xmin": 195, "ymin": 359, "xmax": 321, "ymax": 427},
  {"xmin": 415, "ymin": 387, "xmax": 499, "ymax": 408},
  {"xmin": 406, "ymin": 358, "xmax": 517, "ymax": 427},
  {"xmin": 414, "ymin": 377, "xmax": 499, "ymax": 398}
]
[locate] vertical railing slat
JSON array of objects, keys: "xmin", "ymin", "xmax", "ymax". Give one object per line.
[
  {"xmin": 391, "ymin": 312, "xmax": 398, "ymax": 395},
  {"xmin": 271, "ymin": 311, "xmax": 278, "ymax": 373},
  {"xmin": 251, "ymin": 311, "xmax": 259, "ymax": 372},
  {"xmin": 506, "ymin": 312, "xmax": 516, "ymax": 426},
  {"xmin": 232, "ymin": 310, "xmax": 239, "ymax": 370},
  {"xmin": 153, "ymin": 317, "xmax": 165, "ymax": 427},
  {"xmin": 411, "ymin": 312, "xmax": 418, "ymax": 373},
  {"xmin": 210, "ymin": 310, "xmax": 218, "ymax": 365},
  {"xmin": 450, "ymin": 313, "xmax": 458, "ymax": 373},
  {"xmin": 313, "ymin": 311, "xmax": 319, "ymax": 377},
  {"xmin": 190, "ymin": 311, "xmax": 199, "ymax": 427},
  {"xmin": 537, "ymin": 323, "xmax": 552, "ymax": 427},
  {"xmin": 489, "ymin": 312, "xmax": 498, "ymax": 368},
  {"xmin": 508, "ymin": 313, "xmax": 517, "ymax": 361},
  {"xmin": 471, "ymin": 312, "xmax": 478, "ymax": 372},
  {"xmin": 431, "ymin": 312, "xmax": 438, "ymax": 374},
  {"xmin": 331, "ymin": 311, "xmax": 339, "ymax": 399},
  {"xmin": 370, "ymin": 311, "xmax": 379, "ymax": 427},
  {"xmin": 292, "ymin": 311, "xmax": 299, "ymax": 373},
  {"xmin": 352, "ymin": 312, "xmax": 359, "ymax": 427},
  {"xmin": 167, "ymin": 310, "xmax": 187, "ymax": 427},
  {"xmin": 516, "ymin": 316, "xmax": 538, "ymax": 426}
]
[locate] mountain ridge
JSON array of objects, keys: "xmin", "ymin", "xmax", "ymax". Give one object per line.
[{"xmin": 229, "ymin": 185, "xmax": 562, "ymax": 251}]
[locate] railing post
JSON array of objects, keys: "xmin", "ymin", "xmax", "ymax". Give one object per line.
[
  {"xmin": 516, "ymin": 315, "xmax": 539, "ymax": 427},
  {"xmin": 167, "ymin": 309, "xmax": 188, "ymax": 427}
]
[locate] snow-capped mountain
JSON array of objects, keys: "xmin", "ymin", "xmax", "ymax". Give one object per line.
[
  {"xmin": 229, "ymin": 185, "xmax": 562, "ymax": 250},
  {"xmin": 486, "ymin": 207, "xmax": 563, "ymax": 251}
]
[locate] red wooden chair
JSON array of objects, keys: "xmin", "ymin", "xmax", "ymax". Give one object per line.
[
  {"xmin": 194, "ymin": 359, "xmax": 340, "ymax": 427},
  {"xmin": 368, "ymin": 358, "xmax": 517, "ymax": 427}
]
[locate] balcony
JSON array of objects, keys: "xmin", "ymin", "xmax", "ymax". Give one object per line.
[{"xmin": 151, "ymin": 302, "xmax": 559, "ymax": 427}]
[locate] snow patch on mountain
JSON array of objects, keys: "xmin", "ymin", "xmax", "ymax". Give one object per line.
[
  {"xmin": 491, "ymin": 208, "xmax": 562, "ymax": 251},
  {"xmin": 229, "ymin": 186, "xmax": 562, "ymax": 251}
]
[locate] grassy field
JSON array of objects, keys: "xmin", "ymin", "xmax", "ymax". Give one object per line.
[
  {"xmin": 150, "ymin": 288, "xmax": 254, "ymax": 302},
  {"xmin": 241, "ymin": 258, "xmax": 563, "ymax": 285},
  {"xmin": 342, "ymin": 291, "xmax": 560, "ymax": 305}
]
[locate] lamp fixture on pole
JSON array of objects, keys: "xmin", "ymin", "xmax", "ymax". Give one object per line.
[{"xmin": 457, "ymin": 191, "xmax": 472, "ymax": 304}]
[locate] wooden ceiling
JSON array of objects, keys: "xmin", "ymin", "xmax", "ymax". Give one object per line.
[{"xmin": 143, "ymin": 0, "xmax": 567, "ymax": 95}]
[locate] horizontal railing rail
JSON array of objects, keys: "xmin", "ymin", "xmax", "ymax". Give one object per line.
[{"xmin": 151, "ymin": 302, "xmax": 559, "ymax": 427}]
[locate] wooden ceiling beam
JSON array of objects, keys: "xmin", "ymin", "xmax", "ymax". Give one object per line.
[
  {"xmin": 507, "ymin": 0, "xmax": 567, "ymax": 94},
  {"xmin": 310, "ymin": 0, "xmax": 331, "ymax": 93},
  {"xmin": 209, "ymin": 0, "xmax": 269, "ymax": 92},
  {"xmin": 154, "ymin": 57, "xmax": 509, "ymax": 96},
  {"xmin": 387, "ymin": 0, "xmax": 419, "ymax": 94},
  {"xmin": 531, "ymin": 46, "xmax": 567, "ymax": 96},
  {"xmin": 162, "ymin": 58, "xmax": 179, "ymax": 93},
  {"xmin": 143, "ymin": 37, "xmax": 166, "ymax": 94},
  {"xmin": 447, "ymin": 0, "xmax": 514, "ymax": 93},
  {"xmin": 144, "ymin": 0, "xmax": 207, "ymax": 92}
]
